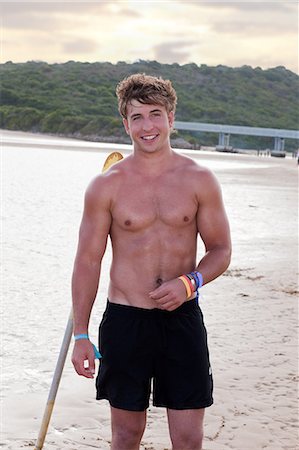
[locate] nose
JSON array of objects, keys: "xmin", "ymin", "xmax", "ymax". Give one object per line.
[{"xmin": 142, "ymin": 117, "xmax": 154, "ymax": 131}]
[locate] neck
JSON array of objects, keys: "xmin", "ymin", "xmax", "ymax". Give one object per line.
[{"xmin": 132, "ymin": 146, "xmax": 175, "ymax": 176}]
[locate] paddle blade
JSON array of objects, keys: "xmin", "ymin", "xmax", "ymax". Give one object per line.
[{"xmin": 102, "ymin": 151, "xmax": 124, "ymax": 173}]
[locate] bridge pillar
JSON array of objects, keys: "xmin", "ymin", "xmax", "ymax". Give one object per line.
[
  {"xmin": 274, "ymin": 137, "xmax": 285, "ymax": 151},
  {"xmin": 218, "ymin": 133, "xmax": 230, "ymax": 147}
]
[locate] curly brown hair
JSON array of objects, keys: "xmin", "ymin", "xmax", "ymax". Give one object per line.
[{"xmin": 116, "ymin": 73, "xmax": 177, "ymax": 118}]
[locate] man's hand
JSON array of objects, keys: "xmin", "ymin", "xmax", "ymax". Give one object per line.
[
  {"xmin": 72, "ymin": 340, "xmax": 95, "ymax": 379},
  {"xmin": 149, "ymin": 278, "xmax": 188, "ymax": 311}
]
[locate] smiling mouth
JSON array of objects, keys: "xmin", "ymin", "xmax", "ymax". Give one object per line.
[{"xmin": 141, "ymin": 134, "xmax": 158, "ymax": 141}]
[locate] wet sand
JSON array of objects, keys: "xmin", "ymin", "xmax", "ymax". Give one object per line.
[{"xmin": 2, "ymin": 131, "xmax": 298, "ymax": 449}]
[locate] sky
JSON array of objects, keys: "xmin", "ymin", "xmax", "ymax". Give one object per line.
[{"xmin": 1, "ymin": 0, "xmax": 298, "ymax": 73}]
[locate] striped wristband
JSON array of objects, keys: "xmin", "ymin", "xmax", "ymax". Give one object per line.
[{"xmin": 178, "ymin": 275, "xmax": 194, "ymax": 299}]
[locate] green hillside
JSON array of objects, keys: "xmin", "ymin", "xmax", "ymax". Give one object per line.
[{"xmin": 1, "ymin": 60, "xmax": 298, "ymax": 150}]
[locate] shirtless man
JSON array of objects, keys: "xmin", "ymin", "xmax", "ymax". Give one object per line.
[{"xmin": 71, "ymin": 73, "xmax": 231, "ymax": 450}]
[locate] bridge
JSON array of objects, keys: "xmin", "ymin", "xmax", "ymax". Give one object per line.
[{"xmin": 174, "ymin": 121, "xmax": 299, "ymax": 152}]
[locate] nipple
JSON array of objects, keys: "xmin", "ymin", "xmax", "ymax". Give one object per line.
[{"xmin": 124, "ymin": 220, "xmax": 131, "ymax": 226}]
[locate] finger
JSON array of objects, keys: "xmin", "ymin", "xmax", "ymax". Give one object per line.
[
  {"xmin": 159, "ymin": 300, "xmax": 182, "ymax": 311},
  {"xmin": 149, "ymin": 286, "xmax": 168, "ymax": 300},
  {"xmin": 75, "ymin": 360, "xmax": 95, "ymax": 379},
  {"xmin": 152, "ymin": 289, "xmax": 169, "ymax": 300},
  {"xmin": 81, "ymin": 349, "xmax": 96, "ymax": 378},
  {"xmin": 72, "ymin": 350, "xmax": 95, "ymax": 378},
  {"xmin": 155, "ymin": 294, "xmax": 174, "ymax": 308},
  {"xmin": 158, "ymin": 303, "xmax": 173, "ymax": 311},
  {"xmin": 88, "ymin": 355, "xmax": 96, "ymax": 377},
  {"xmin": 73, "ymin": 359, "xmax": 91, "ymax": 378},
  {"xmin": 149, "ymin": 289, "xmax": 160, "ymax": 299},
  {"xmin": 82, "ymin": 367, "xmax": 95, "ymax": 379},
  {"xmin": 82, "ymin": 367, "xmax": 95, "ymax": 378}
]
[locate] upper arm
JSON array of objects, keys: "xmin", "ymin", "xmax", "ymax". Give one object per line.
[
  {"xmin": 75, "ymin": 177, "xmax": 112, "ymax": 264},
  {"xmin": 196, "ymin": 169, "xmax": 231, "ymax": 252}
]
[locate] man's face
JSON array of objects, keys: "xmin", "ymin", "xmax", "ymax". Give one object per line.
[{"xmin": 123, "ymin": 100, "xmax": 174, "ymax": 153}]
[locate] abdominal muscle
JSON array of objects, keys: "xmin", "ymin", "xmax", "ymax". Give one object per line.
[{"xmin": 107, "ymin": 222, "xmax": 198, "ymax": 309}]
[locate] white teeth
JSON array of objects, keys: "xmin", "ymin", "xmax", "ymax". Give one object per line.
[{"xmin": 142, "ymin": 135, "xmax": 156, "ymax": 140}]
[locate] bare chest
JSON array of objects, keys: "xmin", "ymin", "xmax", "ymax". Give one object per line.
[{"xmin": 111, "ymin": 177, "xmax": 198, "ymax": 231}]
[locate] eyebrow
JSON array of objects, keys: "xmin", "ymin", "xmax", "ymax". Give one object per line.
[
  {"xmin": 130, "ymin": 113, "xmax": 142, "ymax": 119},
  {"xmin": 130, "ymin": 108, "xmax": 162, "ymax": 119}
]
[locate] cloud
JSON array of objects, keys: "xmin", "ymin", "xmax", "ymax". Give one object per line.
[
  {"xmin": 62, "ymin": 38, "xmax": 99, "ymax": 55},
  {"xmin": 1, "ymin": 3, "xmax": 103, "ymax": 30},
  {"xmin": 213, "ymin": 11, "xmax": 297, "ymax": 36},
  {"xmin": 193, "ymin": 1, "xmax": 298, "ymax": 36},
  {"xmin": 190, "ymin": 0, "xmax": 295, "ymax": 11},
  {"xmin": 1, "ymin": 0, "xmax": 297, "ymax": 72},
  {"xmin": 1, "ymin": 2, "xmax": 139, "ymax": 30},
  {"xmin": 152, "ymin": 41, "xmax": 197, "ymax": 65}
]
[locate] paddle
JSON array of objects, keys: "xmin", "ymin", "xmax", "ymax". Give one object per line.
[{"xmin": 34, "ymin": 151, "xmax": 124, "ymax": 450}]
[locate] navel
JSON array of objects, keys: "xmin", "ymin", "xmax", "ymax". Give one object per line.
[{"xmin": 156, "ymin": 277, "xmax": 163, "ymax": 286}]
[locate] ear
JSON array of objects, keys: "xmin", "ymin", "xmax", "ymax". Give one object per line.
[
  {"xmin": 168, "ymin": 111, "xmax": 175, "ymax": 129},
  {"xmin": 123, "ymin": 118, "xmax": 130, "ymax": 135}
]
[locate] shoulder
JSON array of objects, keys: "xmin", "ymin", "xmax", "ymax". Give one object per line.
[
  {"xmin": 173, "ymin": 152, "xmax": 223, "ymax": 205},
  {"xmin": 84, "ymin": 157, "xmax": 127, "ymax": 208},
  {"xmin": 174, "ymin": 151, "xmax": 219, "ymax": 184}
]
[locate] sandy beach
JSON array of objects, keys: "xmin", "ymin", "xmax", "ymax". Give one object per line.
[{"xmin": 1, "ymin": 131, "xmax": 298, "ymax": 450}]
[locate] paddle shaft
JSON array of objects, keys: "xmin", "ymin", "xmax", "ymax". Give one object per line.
[{"xmin": 34, "ymin": 311, "xmax": 73, "ymax": 450}]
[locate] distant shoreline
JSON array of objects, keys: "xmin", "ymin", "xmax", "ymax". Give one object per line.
[{"xmin": 1, "ymin": 128, "xmax": 297, "ymax": 162}]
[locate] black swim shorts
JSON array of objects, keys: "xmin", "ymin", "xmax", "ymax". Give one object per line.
[{"xmin": 96, "ymin": 299, "xmax": 213, "ymax": 411}]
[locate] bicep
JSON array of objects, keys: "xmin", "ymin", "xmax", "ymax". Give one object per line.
[
  {"xmin": 75, "ymin": 185, "xmax": 112, "ymax": 263},
  {"xmin": 196, "ymin": 173, "xmax": 231, "ymax": 251}
]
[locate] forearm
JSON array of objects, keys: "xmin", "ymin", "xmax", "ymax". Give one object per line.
[
  {"xmin": 72, "ymin": 260, "xmax": 101, "ymax": 334},
  {"xmin": 196, "ymin": 245, "xmax": 231, "ymax": 286}
]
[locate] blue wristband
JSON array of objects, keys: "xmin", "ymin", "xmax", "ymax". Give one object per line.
[
  {"xmin": 195, "ymin": 271, "xmax": 203, "ymax": 288},
  {"xmin": 92, "ymin": 344, "xmax": 102, "ymax": 359},
  {"xmin": 190, "ymin": 271, "xmax": 203, "ymax": 289},
  {"xmin": 74, "ymin": 333, "xmax": 89, "ymax": 341},
  {"xmin": 74, "ymin": 334, "xmax": 102, "ymax": 359}
]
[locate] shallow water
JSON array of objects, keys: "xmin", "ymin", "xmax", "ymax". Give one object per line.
[{"xmin": 2, "ymin": 139, "xmax": 115, "ymax": 399}]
